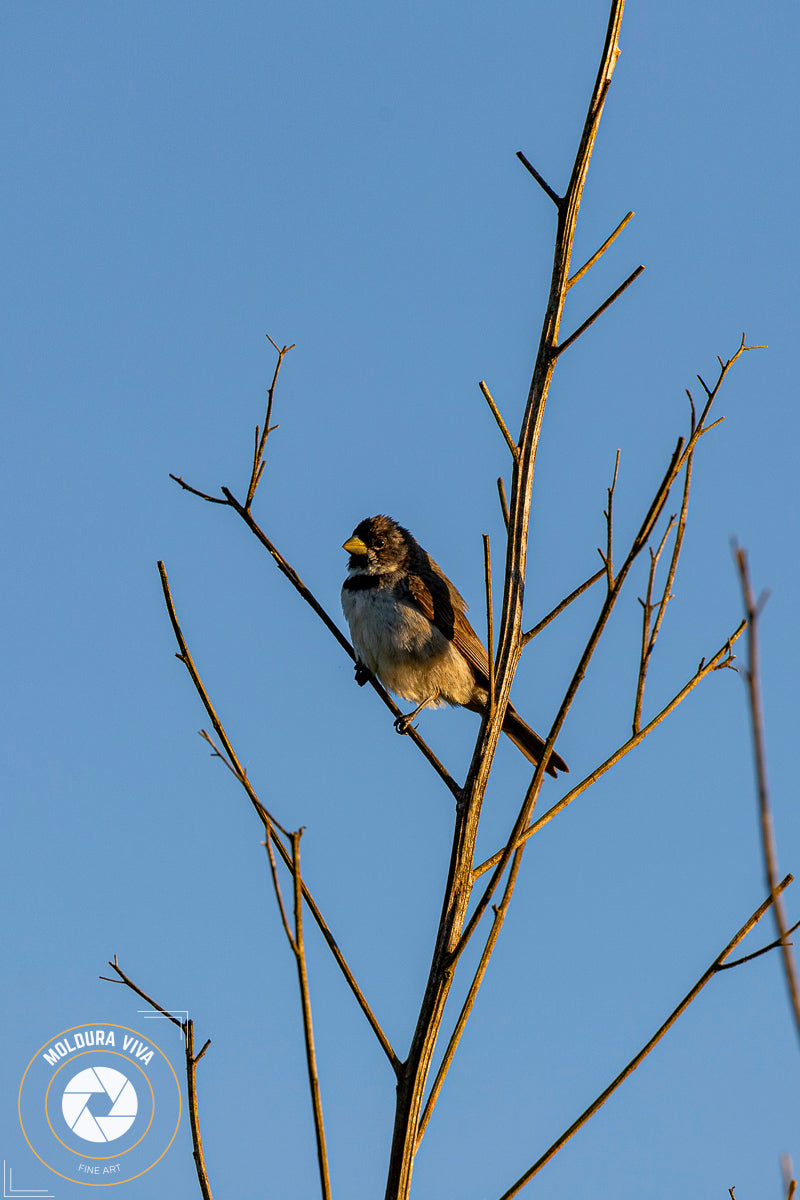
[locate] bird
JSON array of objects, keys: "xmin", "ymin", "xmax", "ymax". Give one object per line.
[{"xmin": 340, "ymin": 514, "xmax": 568, "ymax": 777}]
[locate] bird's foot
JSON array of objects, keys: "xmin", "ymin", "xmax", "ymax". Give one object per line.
[
  {"xmin": 354, "ymin": 661, "xmax": 370, "ymax": 687},
  {"xmin": 393, "ymin": 713, "xmax": 416, "ymax": 735}
]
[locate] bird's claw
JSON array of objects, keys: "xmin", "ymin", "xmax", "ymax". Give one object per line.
[
  {"xmin": 354, "ymin": 662, "xmax": 370, "ymax": 687},
  {"xmin": 394, "ymin": 714, "xmax": 414, "ymax": 735}
]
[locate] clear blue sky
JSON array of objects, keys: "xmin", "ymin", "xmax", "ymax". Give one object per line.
[{"xmin": 3, "ymin": 2, "xmax": 798, "ymax": 1197}]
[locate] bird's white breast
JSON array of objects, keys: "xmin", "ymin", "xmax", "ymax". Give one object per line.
[{"xmin": 341, "ymin": 582, "xmax": 474, "ymax": 706}]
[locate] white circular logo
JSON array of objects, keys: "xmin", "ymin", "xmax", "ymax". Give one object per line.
[{"xmin": 61, "ymin": 1066, "xmax": 138, "ymax": 1143}]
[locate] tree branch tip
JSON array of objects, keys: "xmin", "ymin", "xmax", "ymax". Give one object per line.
[
  {"xmin": 515, "ymin": 149, "xmax": 562, "ymax": 205},
  {"xmin": 194, "ymin": 1038, "xmax": 212, "ymax": 1064}
]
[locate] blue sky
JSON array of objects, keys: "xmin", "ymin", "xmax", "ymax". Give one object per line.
[{"xmin": 2, "ymin": 2, "xmax": 798, "ymax": 1197}]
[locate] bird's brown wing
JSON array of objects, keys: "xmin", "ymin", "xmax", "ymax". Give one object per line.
[{"xmin": 404, "ymin": 566, "xmax": 491, "ymax": 685}]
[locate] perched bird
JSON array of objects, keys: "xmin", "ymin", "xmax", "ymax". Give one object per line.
[{"xmin": 341, "ymin": 515, "xmax": 568, "ymax": 777}]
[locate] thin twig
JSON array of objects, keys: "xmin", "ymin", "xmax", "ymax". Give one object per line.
[
  {"xmin": 185, "ymin": 1018, "xmax": 213, "ymax": 1200},
  {"xmin": 483, "ymin": 535, "xmax": 495, "ymax": 719},
  {"xmin": 290, "ymin": 830, "xmax": 332, "ymax": 1200},
  {"xmin": 515, "ymin": 150, "xmax": 561, "ymax": 206},
  {"xmin": 522, "ymin": 568, "xmax": 604, "ymax": 644},
  {"xmin": 633, "ymin": 513, "xmax": 678, "ymax": 732},
  {"xmin": 101, "ymin": 955, "xmax": 184, "ymax": 1028},
  {"xmin": 474, "ymin": 621, "xmax": 743, "ymax": 879},
  {"xmin": 734, "ymin": 544, "xmax": 800, "ymax": 1042},
  {"xmin": 158, "ymin": 561, "xmax": 291, "ymax": 838},
  {"xmin": 715, "ymin": 917, "xmax": 800, "ymax": 969},
  {"xmin": 556, "ymin": 264, "xmax": 645, "ymax": 356},
  {"xmin": 495, "ymin": 876, "xmax": 793, "ymax": 1200},
  {"xmin": 169, "ymin": 474, "xmax": 229, "ymax": 504},
  {"xmin": 567, "ymin": 211, "xmax": 635, "ymax": 289},
  {"xmin": 157, "ymin": 561, "xmax": 401, "ymax": 1071},
  {"xmin": 101, "ymin": 958, "xmax": 213, "ymax": 1200},
  {"xmin": 416, "ymin": 846, "xmax": 524, "ymax": 1146},
  {"xmin": 479, "ymin": 381, "xmax": 519, "ymax": 459},
  {"xmin": 458, "ymin": 366, "xmax": 739, "ymax": 960},
  {"xmin": 600, "ymin": 449, "xmax": 621, "ymax": 590},
  {"xmin": 245, "ymin": 337, "xmax": 295, "ymax": 510},
  {"xmin": 264, "ymin": 828, "xmax": 297, "ymax": 950},
  {"xmin": 633, "ymin": 451, "xmax": 693, "ymax": 733},
  {"xmin": 497, "ymin": 477, "xmax": 510, "ymax": 532}
]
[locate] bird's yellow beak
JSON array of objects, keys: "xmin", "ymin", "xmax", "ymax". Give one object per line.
[{"xmin": 342, "ymin": 535, "xmax": 368, "ymax": 555}]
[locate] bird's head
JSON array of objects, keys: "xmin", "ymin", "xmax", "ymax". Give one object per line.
[{"xmin": 342, "ymin": 515, "xmax": 413, "ymax": 575}]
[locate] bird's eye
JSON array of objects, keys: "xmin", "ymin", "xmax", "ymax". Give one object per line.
[{"xmin": 373, "ymin": 537, "xmax": 385, "ymax": 550}]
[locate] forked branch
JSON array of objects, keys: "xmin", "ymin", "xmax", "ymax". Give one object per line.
[
  {"xmin": 734, "ymin": 545, "xmax": 800, "ymax": 1041},
  {"xmin": 495, "ymin": 876, "xmax": 793, "ymax": 1200},
  {"xmin": 474, "ymin": 620, "xmax": 745, "ymax": 881},
  {"xmin": 245, "ymin": 335, "xmax": 295, "ymax": 510},
  {"xmin": 101, "ymin": 957, "xmax": 213, "ymax": 1200},
  {"xmin": 567, "ymin": 210, "xmax": 635, "ymax": 289},
  {"xmin": 291, "ymin": 830, "xmax": 331, "ymax": 1200},
  {"xmin": 157, "ymin": 561, "xmax": 400, "ymax": 1072}
]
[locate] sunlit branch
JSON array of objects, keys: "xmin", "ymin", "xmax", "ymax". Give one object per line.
[
  {"xmin": 515, "ymin": 150, "xmax": 561, "ymax": 206},
  {"xmin": 522, "ymin": 567, "xmax": 604, "ymax": 645},
  {"xmin": 157, "ymin": 561, "xmax": 401, "ymax": 1072},
  {"xmin": 556, "ymin": 264, "xmax": 645, "ymax": 356},
  {"xmin": 290, "ymin": 830, "xmax": 332, "ymax": 1200},
  {"xmin": 101, "ymin": 957, "xmax": 213, "ymax": 1200},
  {"xmin": 567, "ymin": 210, "xmax": 635, "ymax": 289},
  {"xmin": 734, "ymin": 544, "xmax": 800, "ymax": 1042},
  {"xmin": 480, "ymin": 381, "xmax": 519, "ymax": 459},
  {"xmin": 496, "ymin": 876, "xmax": 793, "ymax": 1200},
  {"xmin": 473, "ymin": 622, "xmax": 745, "ymax": 881}
]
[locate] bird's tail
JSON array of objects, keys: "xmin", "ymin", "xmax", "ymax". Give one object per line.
[{"xmin": 501, "ymin": 705, "xmax": 568, "ymax": 777}]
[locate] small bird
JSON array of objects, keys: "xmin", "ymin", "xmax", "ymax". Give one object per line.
[{"xmin": 341, "ymin": 515, "xmax": 568, "ymax": 777}]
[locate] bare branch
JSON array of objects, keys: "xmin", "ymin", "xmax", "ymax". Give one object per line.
[
  {"xmin": 603, "ymin": 449, "xmax": 621, "ymax": 590},
  {"xmin": 633, "ymin": 451, "xmax": 693, "ymax": 732},
  {"xmin": 734, "ymin": 544, "xmax": 800, "ymax": 1042},
  {"xmin": 185, "ymin": 1018, "xmax": 214, "ymax": 1200},
  {"xmin": 483, "ymin": 535, "xmax": 495, "ymax": 718},
  {"xmin": 495, "ymin": 876, "xmax": 793, "ymax": 1200},
  {"xmin": 556, "ymin": 264, "xmax": 645, "ymax": 356},
  {"xmin": 169, "ymin": 474, "xmax": 229, "ymax": 505},
  {"xmin": 416, "ymin": 847, "xmax": 524, "ymax": 1147},
  {"xmin": 458, "ymin": 335, "xmax": 750, "ymax": 963},
  {"xmin": 479, "ymin": 381, "xmax": 519, "ymax": 459},
  {"xmin": 715, "ymin": 917, "xmax": 800, "ymax": 970},
  {"xmin": 157, "ymin": 561, "xmax": 400, "ymax": 1071},
  {"xmin": 101, "ymin": 955, "xmax": 184, "ymax": 1029},
  {"xmin": 102, "ymin": 958, "xmax": 213, "ymax": 1200},
  {"xmin": 567, "ymin": 210, "xmax": 635, "ymax": 289},
  {"xmin": 515, "ymin": 150, "xmax": 561, "ymax": 206},
  {"xmin": 497, "ymin": 477, "xmax": 510, "ymax": 532},
  {"xmin": 522, "ymin": 567, "xmax": 604, "ymax": 644},
  {"xmin": 264, "ymin": 828, "xmax": 297, "ymax": 952},
  {"xmin": 474, "ymin": 621, "xmax": 746, "ymax": 880},
  {"xmin": 290, "ymin": 830, "xmax": 332, "ymax": 1200},
  {"xmin": 158, "ymin": 560, "xmax": 291, "ymax": 838},
  {"xmin": 245, "ymin": 337, "xmax": 295, "ymax": 510}
]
